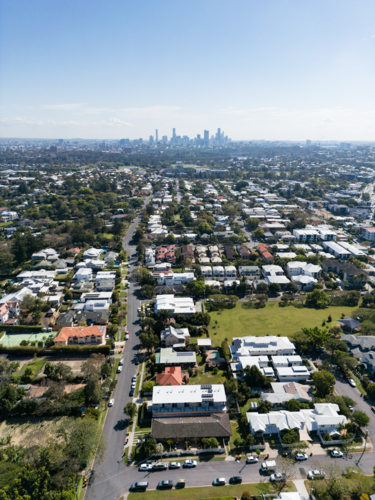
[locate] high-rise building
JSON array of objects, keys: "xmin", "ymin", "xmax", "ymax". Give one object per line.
[
  {"xmin": 173, "ymin": 128, "xmax": 176, "ymax": 138},
  {"xmin": 155, "ymin": 129, "xmax": 158, "ymax": 142},
  {"xmin": 306, "ymin": 140, "xmax": 312, "ymax": 147},
  {"xmin": 162, "ymin": 136, "xmax": 168, "ymax": 144},
  {"xmin": 149, "ymin": 135, "xmax": 154, "ymax": 144},
  {"xmin": 204, "ymin": 130, "xmax": 209, "ymax": 144}
]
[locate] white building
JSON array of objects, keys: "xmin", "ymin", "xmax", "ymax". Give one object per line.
[
  {"xmin": 152, "ymin": 384, "xmax": 227, "ymax": 417},
  {"xmin": 225, "ymin": 266, "xmax": 237, "ymax": 278},
  {"xmin": 247, "ymin": 403, "xmax": 347, "ymax": 437},
  {"xmin": 1, "ymin": 211, "xmax": 19, "ymax": 222},
  {"xmin": 153, "ymin": 272, "xmax": 195, "ymax": 286},
  {"xmin": 201, "ymin": 266, "xmax": 213, "ymax": 278},
  {"xmin": 231, "ymin": 336, "xmax": 295, "ymax": 358},
  {"xmin": 276, "ymin": 365, "xmax": 310, "ymax": 382},
  {"xmin": 293, "ymin": 229, "xmax": 320, "ymax": 243},
  {"xmin": 73, "ymin": 268, "xmax": 93, "ymax": 281},
  {"xmin": 83, "ymin": 248, "xmax": 103, "ymax": 260},
  {"xmin": 286, "ymin": 262, "xmax": 321, "ymax": 278},
  {"xmin": 154, "ymin": 295, "xmax": 195, "ymax": 315}
]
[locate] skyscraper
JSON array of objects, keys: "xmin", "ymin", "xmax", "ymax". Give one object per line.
[
  {"xmin": 155, "ymin": 129, "xmax": 158, "ymax": 142},
  {"xmin": 204, "ymin": 130, "xmax": 209, "ymax": 143}
]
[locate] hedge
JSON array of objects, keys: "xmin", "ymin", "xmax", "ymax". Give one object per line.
[{"xmin": 0, "ymin": 325, "xmax": 44, "ymax": 333}]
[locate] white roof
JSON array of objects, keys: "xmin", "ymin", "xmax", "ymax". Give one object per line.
[
  {"xmin": 197, "ymin": 339, "xmax": 212, "ymax": 346},
  {"xmin": 152, "ymin": 384, "xmax": 226, "ymax": 405},
  {"xmin": 154, "ymin": 294, "xmax": 195, "ymax": 314},
  {"xmin": 272, "ymin": 355, "xmax": 302, "ymax": 364},
  {"xmin": 276, "ymin": 366, "xmax": 309, "ymax": 377}
]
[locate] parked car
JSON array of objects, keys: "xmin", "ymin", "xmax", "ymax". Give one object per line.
[
  {"xmin": 348, "ymin": 405, "xmax": 354, "ymax": 412},
  {"xmin": 246, "ymin": 456, "xmax": 258, "ymax": 464},
  {"xmin": 213, "ymin": 478, "xmax": 226, "ymax": 486},
  {"xmin": 139, "ymin": 464, "xmax": 153, "ymax": 471},
  {"xmin": 132, "ymin": 375, "xmax": 137, "ymax": 382},
  {"xmin": 348, "ymin": 378, "xmax": 356, "ymax": 387},
  {"xmin": 125, "ymin": 334, "xmax": 129, "ymax": 341},
  {"xmin": 175, "ymin": 479, "xmax": 185, "ymax": 488},
  {"xmin": 270, "ymin": 473, "xmax": 286, "ymax": 483},
  {"xmin": 331, "ymin": 450, "xmax": 343, "ymax": 458},
  {"xmin": 157, "ymin": 480, "xmax": 174, "ymax": 489},
  {"xmin": 307, "ymin": 470, "xmax": 325, "ymax": 480},
  {"xmin": 108, "ymin": 399, "xmax": 114, "ymax": 407},
  {"xmin": 119, "ymin": 359, "xmax": 124, "ymax": 366},
  {"xmin": 117, "ymin": 366, "xmax": 122, "ymax": 374},
  {"xmin": 229, "ymin": 476, "xmax": 242, "ymax": 484},
  {"xmin": 129, "ymin": 389, "xmax": 134, "ymax": 397},
  {"xmin": 130, "ymin": 481, "xmax": 148, "ymax": 491},
  {"xmin": 131, "ymin": 382, "xmax": 136, "ymax": 389},
  {"xmin": 295, "ymin": 453, "xmax": 308, "ymax": 461},
  {"xmin": 183, "ymin": 460, "xmax": 197, "ymax": 468},
  {"xmin": 169, "ymin": 462, "xmax": 181, "ymax": 469}
]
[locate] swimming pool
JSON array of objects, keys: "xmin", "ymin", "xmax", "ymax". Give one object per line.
[{"xmin": 210, "ymin": 352, "xmax": 221, "ymax": 359}]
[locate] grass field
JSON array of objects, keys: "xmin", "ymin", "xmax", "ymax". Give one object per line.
[
  {"xmin": 206, "ymin": 303, "xmax": 357, "ymax": 346},
  {"xmin": 12, "ymin": 359, "xmax": 46, "ymax": 382},
  {"xmin": 128, "ymin": 481, "xmax": 296, "ymax": 500},
  {"xmin": 0, "ymin": 416, "xmax": 68, "ymax": 447}
]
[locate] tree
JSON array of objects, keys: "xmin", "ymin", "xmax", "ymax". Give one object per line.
[
  {"xmin": 167, "ymin": 439, "xmax": 174, "ymax": 451},
  {"xmin": 352, "ymin": 410, "xmax": 370, "ymax": 429},
  {"xmin": 241, "ymin": 491, "xmax": 252, "ymax": 500},
  {"xmin": 285, "ymin": 282, "xmax": 298, "ymax": 293},
  {"xmin": 305, "ymin": 289, "xmax": 329, "ymax": 309},
  {"xmin": 257, "ymin": 282, "xmax": 269, "ymax": 294},
  {"xmin": 244, "ymin": 365, "xmax": 267, "ymax": 387},
  {"xmin": 252, "ymin": 228, "xmax": 264, "ymax": 240},
  {"xmin": 44, "ymin": 362, "xmax": 54, "ymax": 379},
  {"xmin": 286, "ymin": 399, "xmax": 301, "ymax": 411},
  {"xmin": 302, "ymin": 326, "xmax": 330, "ymax": 348},
  {"xmin": 281, "ymin": 429, "xmax": 299, "ymax": 444},
  {"xmin": 124, "ymin": 402, "xmax": 138, "ymax": 422},
  {"xmin": 185, "ymin": 279, "xmax": 206, "ymax": 298},
  {"xmin": 21, "ymin": 294, "xmax": 35, "ymax": 311},
  {"xmin": 367, "ymin": 382, "xmax": 375, "ymax": 397},
  {"xmin": 258, "ymin": 400, "xmax": 272, "ymax": 413},
  {"xmin": 312, "ymin": 370, "xmax": 335, "ymax": 397},
  {"xmin": 201, "ymin": 437, "xmax": 219, "ymax": 449},
  {"xmin": 81, "ymin": 353, "xmax": 105, "ymax": 378},
  {"xmin": 140, "ymin": 284, "xmax": 155, "ymax": 298},
  {"xmin": 269, "ymin": 282, "xmax": 281, "ymax": 295},
  {"xmin": 273, "ymin": 456, "xmax": 296, "ymax": 494},
  {"xmin": 85, "ymin": 375, "xmax": 102, "ymax": 404},
  {"xmin": 139, "ymin": 333, "xmax": 159, "ymax": 352}
]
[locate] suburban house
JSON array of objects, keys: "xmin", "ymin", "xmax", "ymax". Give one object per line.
[
  {"xmin": 156, "ymin": 366, "xmax": 184, "ymax": 386},
  {"xmin": 256, "ymin": 243, "xmax": 274, "ymax": 263},
  {"xmin": 153, "ymin": 272, "xmax": 195, "ymax": 286},
  {"xmin": 201, "ymin": 266, "xmax": 213, "ymax": 278},
  {"xmin": 247, "ymin": 403, "xmax": 347, "ymax": 439},
  {"xmin": 154, "ymin": 295, "xmax": 195, "ymax": 315},
  {"xmin": 0, "ymin": 300, "xmax": 20, "ymax": 323},
  {"xmin": 286, "ymin": 262, "xmax": 322, "ymax": 278},
  {"xmin": 238, "ymin": 266, "xmax": 261, "ymax": 279},
  {"xmin": 160, "ymin": 325, "xmax": 190, "ymax": 347},
  {"xmin": 260, "ymin": 382, "xmax": 314, "ymax": 408},
  {"xmin": 180, "ymin": 244, "xmax": 194, "ymax": 263},
  {"xmin": 53, "ymin": 325, "xmax": 106, "ymax": 346},
  {"xmin": 322, "ymin": 260, "xmax": 366, "ymax": 287},
  {"xmin": 230, "ymin": 355, "xmax": 275, "ymax": 378},
  {"xmin": 275, "ymin": 366, "xmax": 310, "ymax": 382},
  {"xmin": 262, "ymin": 265, "xmax": 290, "ymax": 287},
  {"xmin": 238, "ymin": 245, "xmax": 251, "ymax": 259},
  {"xmin": 155, "ymin": 347, "xmax": 196, "ymax": 367}
]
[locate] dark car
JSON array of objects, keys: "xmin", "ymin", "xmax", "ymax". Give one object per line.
[
  {"xmin": 229, "ymin": 476, "xmax": 242, "ymax": 484},
  {"xmin": 129, "ymin": 389, "xmax": 134, "ymax": 397},
  {"xmin": 130, "ymin": 482, "xmax": 148, "ymax": 491},
  {"xmin": 157, "ymin": 480, "xmax": 174, "ymax": 489}
]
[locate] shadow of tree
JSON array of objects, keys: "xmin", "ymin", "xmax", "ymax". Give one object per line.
[{"xmin": 114, "ymin": 419, "xmax": 129, "ymax": 431}]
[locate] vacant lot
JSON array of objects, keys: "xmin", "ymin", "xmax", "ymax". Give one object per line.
[
  {"xmin": 0, "ymin": 416, "xmax": 69, "ymax": 447},
  {"xmin": 12, "ymin": 359, "xmax": 46, "ymax": 382},
  {"xmin": 206, "ymin": 303, "xmax": 356, "ymax": 346},
  {"xmin": 128, "ymin": 481, "xmax": 296, "ymax": 500},
  {"xmin": 48, "ymin": 358, "xmax": 86, "ymax": 376}
]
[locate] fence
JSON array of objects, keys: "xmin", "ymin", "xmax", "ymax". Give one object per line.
[{"xmin": 318, "ymin": 434, "xmax": 355, "ymax": 446}]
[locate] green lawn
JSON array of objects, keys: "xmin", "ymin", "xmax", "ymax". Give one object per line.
[
  {"xmin": 190, "ymin": 366, "xmax": 227, "ymax": 385},
  {"xmin": 229, "ymin": 420, "xmax": 241, "ymax": 450},
  {"xmin": 134, "ymin": 363, "xmax": 143, "ymax": 397},
  {"xmin": 128, "ymin": 481, "xmax": 296, "ymax": 500},
  {"xmin": 12, "ymin": 359, "xmax": 46, "ymax": 382},
  {"xmin": 206, "ymin": 303, "xmax": 357, "ymax": 346}
]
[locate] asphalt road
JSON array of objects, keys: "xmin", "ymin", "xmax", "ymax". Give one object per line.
[{"xmin": 86, "ymin": 207, "xmax": 147, "ymax": 500}]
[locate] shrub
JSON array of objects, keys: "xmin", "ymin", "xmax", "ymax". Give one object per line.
[{"xmin": 242, "ymin": 491, "xmax": 252, "ymax": 500}]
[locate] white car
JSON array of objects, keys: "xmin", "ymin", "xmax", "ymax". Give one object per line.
[
  {"xmin": 139, "ymin": 463, "xmax": 153, "ymax": 471},
  {"xmin": 125, "ymin": 334, "xmax": 129, "ymax": 341},
  {"xmin": 184, "ymin": 459, "xmax": 197, "ymax": 467},
  {"xmin": 117, "ymin": 366, "xmax": 122, "ymax": 373},
  {"xmin": 131, "ymin": 382, "xmax": 136, "ymax": 389},
  {"xmin": 295, "ymin": 453, "xmax": 308, "ymax": 461},
  {"xmin": 169, "ymin": 462, "xmax": 181, "ymax": 469},
  {"xmin": 348, "ymin": 378, "xmax": 356, "ymax": 387},
  {"xmin": 108, "ymin": 398, "xmax": 114, "ymax": 407},
  {"xmin": 246, "ymin": 456, "xmax": 258, "ymax": 464},
  {"xmin": 132, "ymin": 375, "xmax": 137, "ymax": 382},
  {"xmin": 331, "ymin": 450, "xmax": 343, "ymax": 458},
  {"xmin": 213, "ymin": 478, "xmax": 226, "ymax": 486},
  {"xmin": 270, "ymin": 473, "xmax": 286, "ymax": 483},
  {"xmin": 307, "ymin": 470, "xmax": 325, "ymax": 480},
  {"xmin": 119, "ymin": 359, "xmax": 124, "ymax": 366}
]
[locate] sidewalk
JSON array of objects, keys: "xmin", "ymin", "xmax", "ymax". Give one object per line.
[
  {"xmin": 293, "ymin": 479, "xmax": 309, "ymax": 500},
  {"xmin": 125, "ymin": 361, "xmax": 146, "ymax": 459}
]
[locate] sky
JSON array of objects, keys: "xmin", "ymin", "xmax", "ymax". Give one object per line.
[{"xmin": 1, "ymin": 0, "xmax": 375, "ymax": 141}]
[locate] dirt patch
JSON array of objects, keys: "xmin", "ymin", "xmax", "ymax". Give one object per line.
[
  {"xmin": 48, "ymin": 359, "xmax": 86, "ymax": 376},
  {"xmin": 0, "ymin": 416, "xmax": 68, "ymax": 447}
]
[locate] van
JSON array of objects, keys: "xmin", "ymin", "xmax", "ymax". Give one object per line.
[
  {"xmin": 130, "ymin": 481, "xmax": 148, "ymax": 491},
  {"xmin": 152, "ymin": 462, "xmax": 168, "ymax": 471}
]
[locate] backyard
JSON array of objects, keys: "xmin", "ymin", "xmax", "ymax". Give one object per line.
[{"xmin": 206, "ymin": 303, "xmax": 357, "ymax": 346}]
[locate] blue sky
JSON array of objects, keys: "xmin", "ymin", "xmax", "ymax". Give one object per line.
[{"xmin": 1, "ymin": 0, "xmax": 375, "ymax": 141}]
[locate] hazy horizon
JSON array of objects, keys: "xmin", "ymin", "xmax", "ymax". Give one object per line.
[{"xmin": 1, "ymin": 0, "xmax": 375, "ymax": 141}]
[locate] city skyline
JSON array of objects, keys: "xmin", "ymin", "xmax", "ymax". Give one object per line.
[{"xmin": 1, "ymin": 0, "xmax": 375, "ymax": 141}]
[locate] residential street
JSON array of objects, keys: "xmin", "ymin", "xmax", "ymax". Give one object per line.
[{"xmin": 86, "ymin": 208, "xmax": 146, "ymax": 500}]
